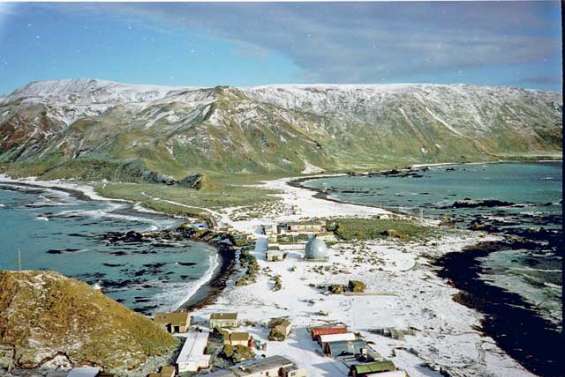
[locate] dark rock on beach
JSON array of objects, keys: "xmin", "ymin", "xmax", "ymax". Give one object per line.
[
  {"xmin": 450, "ymin": 199, "xmax": 514, "ymax": 208},
  {"xmin": 109, "ymin": 251, "xmax": 128, "ymax": 256},
  {"xmin": 435, "ymin": 240, "xmax": 564, "ymax": 377}
]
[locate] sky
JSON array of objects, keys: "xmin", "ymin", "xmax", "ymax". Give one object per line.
[{"xmin": 0, "ymin": 1, "xmax": 562, "ymax": 95}]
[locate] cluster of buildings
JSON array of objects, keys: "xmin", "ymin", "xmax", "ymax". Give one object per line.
[
  {"xmin": 65, "ymin": 310, "xmax": 405, "ymax": 377},
  {"xmin": 309, "ymin": 325, "xmax": 408, "ymax": 377},
  {"xmin": 257, "ymin": 220, "xmax": 332, "ymax": 243},
  {"xmin": 64, "ymin": 218, "xmax": 405, "ymax": 377},
  {"xmin": 255, "ymin": 220, "xmax": 332, "ymax": 263},
  {"xmin": 139, "ymin": 310, "xmax": 304, "ymax": 377},
  {"xmin": 258, "ymin": 235, "xmax": 330, "ymax": 262}
]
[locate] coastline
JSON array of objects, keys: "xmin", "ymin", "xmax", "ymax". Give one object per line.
[
  {"xmin": 1, "ymin": 160, "xmax": 560, "ymax": 377},
  {"xmin": 0, "ymin": 175, "xmax": 236, "ymax": 314},
  {"xmin": 285, "ymin": 162, "xmax": 562, "ymax": 377},
  {"xmin": 180, "ymin": 242, "xmax": 236, "ymax": 311},
  {"xmin": 287, "ymin": 175, "xmax": 423, "ymax": 220},
  {"xmin": 435, "ymin": 241, "xmax": 563, "ymax": 377}
]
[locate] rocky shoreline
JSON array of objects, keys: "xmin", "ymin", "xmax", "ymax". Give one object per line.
[
  {"xmin": 0, "ymin": 178, "xmax": 239, "ymax": 314},
  {"xmin": 288, "ymin": 166, "xmax": 563, "ymax": 377},
  {"xmin": 435, "ymin": 240, "xmax": 563, "ymax": 377},
  {"xmin": 102, "ymin": 224, "xmax": 240, "ymax": 312}
]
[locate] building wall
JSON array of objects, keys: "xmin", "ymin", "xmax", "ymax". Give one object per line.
[
  {"xmin": 226, "ymin": 339, "xmax": 249, "ymax": 347},
  {"xmin": 178, "ymin": 358, "xmax": 210, "ymax": 373},
  {"xmin": 210, "ymin": 319, "xmax": 238, "ymax": 329},
  {"xmin": 286, "ymin": 368, "xmax": 308, "ymax": 377},
  {"xmin": 245, "ymin": 367, "xmax": 281, "ymax": 377}
]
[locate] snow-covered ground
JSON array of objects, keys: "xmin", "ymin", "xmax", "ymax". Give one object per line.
[
  {"xmin": 191, "ymin": 229, "xmax": 534, "ymax": 377},
  {"xmin": 195, "ymin": 177, "xmax": 536, "ymax": 377}
]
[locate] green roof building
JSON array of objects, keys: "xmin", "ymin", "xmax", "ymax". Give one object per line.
[{"xmin": 350, "ymin": 360, "xmax": 396, "ymax": 377}]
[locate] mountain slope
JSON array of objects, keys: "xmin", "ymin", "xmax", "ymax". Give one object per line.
[
  {"xmin": 0, "ymin": 270, "xmax": 177, "ymax": 375},
  {"xmin": 0, "ymin": 80, "xmax": 561, "ymax": 180}
]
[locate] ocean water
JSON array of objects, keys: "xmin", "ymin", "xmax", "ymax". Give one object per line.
[
  {"xmin": 302, "ymin": 162, "xmax": 562, "ymax": 326},
  {"xmin": 0, "ymin": 182, "xmax": 217, "ymax": 314}
]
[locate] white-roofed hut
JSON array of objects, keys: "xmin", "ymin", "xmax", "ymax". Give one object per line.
[{"xmin": 176, "ymin": 330, "xmax": 211, "ymax": 373}]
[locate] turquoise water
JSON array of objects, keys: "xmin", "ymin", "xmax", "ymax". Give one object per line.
[
  {"xmin": 302, "ymin": 162, "xmax": 562, "ymax": 325},
  {"xmin": 0, "ymin": 182, "xmax": 216, "ymax": 314}
]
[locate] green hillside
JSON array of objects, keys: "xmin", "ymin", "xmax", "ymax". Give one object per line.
[
  {"xmin": 0, "ymin": 270, "xmax": 178, "ymax": 376},
  {"xmin": 0, "ymin": 81, "xmax": 561, "ymax": 183}
]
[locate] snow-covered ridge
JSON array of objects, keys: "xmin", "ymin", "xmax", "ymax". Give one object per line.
[
  {"xmin": 4, "ymin": 79, "xmax": 194, "ymax": 106},
  {"xmin": 2, "ymin": 79, "xmax": 560, "ymax": 128},
  {"xmin": 5, "ymin": 79, "xmax": 558, "ymax": 106},
  {"xmin": 242, "ymin": 83, "xmax": 561, "ymax": 121}
]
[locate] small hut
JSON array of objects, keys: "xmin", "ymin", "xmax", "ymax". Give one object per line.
[
  {"xmin": 310, "ymin": 325, "xmax": 348, "ymax": 341},
  {"xmin": 349, "ymin": 360, "xmax": 397, "ymax": 377},
  {"xmin": 266, "ymin": 244, "xmax": 286, "ymax": 261},
  {"xmin": 224, "ymin": 331, "xmax": 252, "ymax": 347},
  {"xmin": 209, "ymin": 312, "xmax": 238, "ymax": 329},
  {"xmin": 154, "ymin": 312, "xmax": 190, "ymax": 334}
]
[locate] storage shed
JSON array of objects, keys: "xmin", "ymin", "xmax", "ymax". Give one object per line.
[
  {"xmin": 266, "ymin": 249, "xmax": 286, "ymax": 261},
  {"xmin": 349, "ymin": 360, "xmax": 396, "ymax": 377},
  {"xmin": 224, "ymin": 332, "xmax": 252, "ymax": 347},
  {"xmin": 154, "ymin": 311, "xmax": 190, "ymax": 334},
  {"xmin": 209, "ymin": 312, "xmax": 238, "ymax": 329},
  {"xmin": 324, "ymin": 339, "xmax": 367, "ymax": 357},
  {"xmin": 310, "ymin": 325, "xmax": 348, "ymax": 341}
]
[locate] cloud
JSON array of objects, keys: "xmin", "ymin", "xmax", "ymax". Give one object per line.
[{"xmin": 14, "ymin": 2, "xmax": 563, "ymax": 85}]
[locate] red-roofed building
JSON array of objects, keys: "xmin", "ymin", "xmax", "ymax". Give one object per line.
[{"xmin": 310, "ymin": 325, "xmax": 348, "ymax": 341}]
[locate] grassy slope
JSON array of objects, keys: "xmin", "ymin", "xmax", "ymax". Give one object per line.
[
  {"xmin": 95, "ymin": 173, "xmax": 281, "ymax": 217},
  {"xmin": 331, "ymin": 217, "xmax": 438, "ymax": 241},
  {"xmin": 0, "ymin": 270, "xmax": 177, "ymax": 373}
]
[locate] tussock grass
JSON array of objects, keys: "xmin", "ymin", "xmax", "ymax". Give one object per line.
[
  {"xmin": 332, "ymin": 217, "xmax": 436, "ymax": 241},
  {"xmin": 0, "ymin": 270, "xmax": 177, "ymax": 372},
  {"xmin": 95, "ymin": 180, "xmax": 278, "ymax": 215}
]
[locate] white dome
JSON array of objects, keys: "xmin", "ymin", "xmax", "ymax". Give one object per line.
[{"xmin": 305, "ymin": 236, "xmax": 329, "ymax": 260}]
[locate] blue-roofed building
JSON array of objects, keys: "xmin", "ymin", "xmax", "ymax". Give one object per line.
[{"xmin": 324, "ymin": 339, "xmax": 367, "ymax": 357}]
